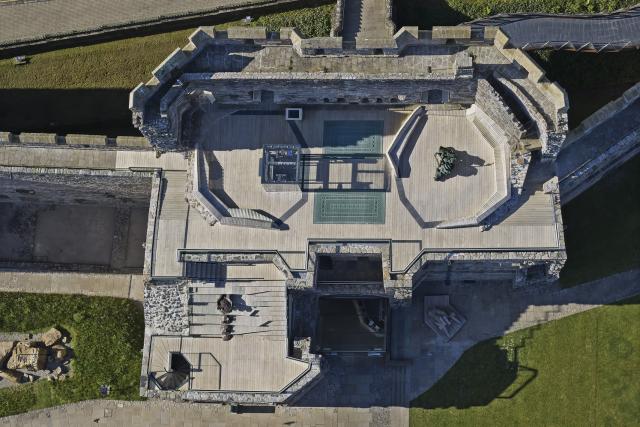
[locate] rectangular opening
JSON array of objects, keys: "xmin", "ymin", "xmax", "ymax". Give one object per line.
[
  {"xmin": 285, "ymin": 108, "xmax": 303, "ymax": 121},
  {"xmin": 315, "ymin": 254, "xmax": 383, "ymax": 284},
  {"xmin": 316, "ymin": 297, "xmax": 387, "ymax": 353}
]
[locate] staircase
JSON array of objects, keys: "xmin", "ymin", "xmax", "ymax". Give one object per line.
[
  {"xmin": 387, "ymin": 364, "xmax": 408, "ymax": 406},
  {"xmin": 184, "ymin": 262, "xmax": 225, "ymax": 280},
  {"xmin": 342, "ymin": 0, "xmax": 392, "ymax": 42},
  {"xmin": 159, "ymin": 171, "xmax": 188, "ymax": 220},
  {"xmin": 188, "ymin": 282, "xmax": 288, "ymax": 341}
]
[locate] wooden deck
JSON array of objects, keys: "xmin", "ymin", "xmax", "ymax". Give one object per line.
[
  {"xmin": 148, "ymin": 335, "xmax": 308, "ymax": 392},
  {"xmin": 152, "ymin": 106, "xmax": 561, "ymax": 274},
  {"xmin": 148, "ymin": 262, "xmax": 306, "ymax": 392}
]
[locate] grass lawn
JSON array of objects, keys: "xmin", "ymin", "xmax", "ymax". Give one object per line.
[
  {"xmin": 0, "ymin": 293, "xmax": 144, "ymax": 417},
  {"xmin": 0, "ymin": 4, "xmax": 333, "ymax": 135},
  {"xmin": 0, "ymin": 4, "xmax": 333, "ymax": 90},
  {"xmin": 410, "ymin": 295, "xmax": 640, "ymax": 426},
  {"xmin": 559, "ymin": 154, "xmax": 640, "ymax": 287}
]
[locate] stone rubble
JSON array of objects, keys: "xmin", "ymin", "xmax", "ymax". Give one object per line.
[
  {"xmin": 41, "ymin": 327, "xmax": 62, "ymax": 347},
  {"xmin": 144, "ymin": 282, "xmax": 189, "ymax": 334}
]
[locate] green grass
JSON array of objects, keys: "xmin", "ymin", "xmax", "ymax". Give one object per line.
[
  {"xmin": 0, "ymin": 4, "xmax": 333, "ymax": 135},
  {"xmin": 0, "ymin": 293, "xmax": 144, "ymax": 417},
  {"xmin": 559, "ymin": 154, "xmax": 640, "ymax": 287},
  {"xmin": 410, "ymin": 295, "xmax": 640, "ymax": 426},
  {"xmin": 0, "ymin": 4, "xmax": 333, "ymax": 90},
  {"xmin": 395, "ymin": 0, "xmax": 638, "ymax": 29}
]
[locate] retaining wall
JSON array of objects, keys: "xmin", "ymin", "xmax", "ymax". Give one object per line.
[{"xmin": 0, "ymin": 167, "xmax": 153, "ymax": 206}]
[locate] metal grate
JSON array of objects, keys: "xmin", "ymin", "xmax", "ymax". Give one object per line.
[
  {"xmin": 322, "ymin": 120, "xmax": 384, "ymax": 154},
  {"xmin": 313, "ymin": 192, "xmax": 386, "ymax": 224}
]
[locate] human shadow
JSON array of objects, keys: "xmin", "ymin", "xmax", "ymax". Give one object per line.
[
  {"xmin": 230, "ymin": 295, "xmax": 252, "ymax": 313},
  {"xmin": 445, "ymin": 148, "xmax": 487, "ymax": 179}
]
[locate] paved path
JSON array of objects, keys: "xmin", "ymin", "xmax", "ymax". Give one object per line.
[
  {"xmin": 341, "ymin": 0, "xmax": 392, "ymax": 42},
  {"xmin": 0, "ymin": 399, "xmax": 408, "ymax": 427},
  {"xmin": 0, "ymin": 271, "xmax": 144, "ymax": 301},
  {"xmin": 0, "ymin": 0, "xmax": 309, "ymax": 51},
  {"xmin": 469, "ymin": 5, "xmax": 640, "ymax": 51}
]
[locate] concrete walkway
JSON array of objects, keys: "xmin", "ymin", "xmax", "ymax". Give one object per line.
[
  {"xmin": 0, "ymin": 271, "xmax": 144, "ymax": 301},
  {"xmin": 468, "ymin": 5, "xmax": 640, "ymax": 51},
  {"xmin": 0, "ymin": 0, "xmax": 312, "ymax": 52},
  {"xmin": 0, "ymin": 399, "xmax": 408, "ymax": 427}
]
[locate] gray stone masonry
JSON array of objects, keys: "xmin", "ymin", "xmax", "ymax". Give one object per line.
[
  {"xmin": 143, "ymin": 282, "xmax": 189, "ymax": 335},
  {"xmin": 475, "ymin": 79, "xmax": 526, "ymax": 144},
  {"xmin": 143, "ymin": 171, "xmax": 162, "ymax": 277},
  {"xmin": 0, "ymin": 131, "xmax": 150, "ymax": 150},
  {"xmin": 0, "ymin": 167, "xmax": 153, "ymax": 206}
]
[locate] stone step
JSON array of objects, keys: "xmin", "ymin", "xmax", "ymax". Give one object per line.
[
  {"xmin": 189, "ymin": 303, "xmax": 284, "ymax": 316},
  {"xmin": 189, "ymin": 324, "xmax": 287, "ymax": 336},
  {"xmin": 188, "ymin": 294, "xmax": 286, "ymax": 305},
  {"xmin": 189, "ymin": 313, "xmax": 286, "ymax": 325}
]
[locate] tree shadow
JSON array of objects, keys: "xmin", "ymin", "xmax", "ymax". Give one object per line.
[
  {"xmin": 394, "ymin": 0, "xmax": 469, "ymax": 29},
  {"xmin": 0, "ymin": 89, "xmax": 139, "ymax": 136}
]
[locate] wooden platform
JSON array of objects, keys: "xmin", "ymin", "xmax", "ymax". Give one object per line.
[
  {"xmin": 148, "ymin": 335, "xmax": 308, "ymax": 392},
  {"xmin": 153, "ymin": 106, "xmax": 561, "ymax": 274}
]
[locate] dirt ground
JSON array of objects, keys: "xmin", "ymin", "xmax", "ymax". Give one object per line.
[{"xmin": 0, "ymin": 203, "xmax": 148, "ymax": 271}]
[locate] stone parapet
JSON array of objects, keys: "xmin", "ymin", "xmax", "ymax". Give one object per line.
[
  {"xmin": 564, "ymin": 81, "xmax": 640, "ymax": 149},
  {"xmin": 405, "ymin": 248, "xmax": 566, "ymax": 288},
  {"xmin": 492, "ymin": 29, "xmax": 569, "ymax": 161},
  {"xmin": 0, "ymin": 131, "xmax": 151, "ymax": 150},
  {"xmin": 560, "ymin": 129, "xmax": 640, "ymax": 203},
  {"xmin": 0, "ymin": 166, "xmax": 153, "ymax": 206},
  {"xmin": 475, "ymin": 79, "xmax": 526, "ymax": 144},
  {"xmin": 330, "ymin": 0, "xmax": 345, "ymax": 37}
]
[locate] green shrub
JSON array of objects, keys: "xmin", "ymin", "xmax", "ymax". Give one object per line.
[{"xmin": 254, "ymin": 4, "xmax": 334, "ymax": 38}]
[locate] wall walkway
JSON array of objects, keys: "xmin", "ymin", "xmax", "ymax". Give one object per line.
[
  {"xmin": 468, "ymin": 5, "xmax": 640, "ymax": 51},
  {"xmin": 557, "ymin": 83, "xmax": 640, "ymax": 203}
]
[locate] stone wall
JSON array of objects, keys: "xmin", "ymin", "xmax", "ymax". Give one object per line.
[
  {"xmin": 0, "ymin": 131, "xmax": 150, "ymax": 149},
  {"xmin": 0, "ymin": 167, "xmax": 153, "ymax": 206},
  {"xmin": 563, "ymin": 81, "xmax": 640, "ymax": 149},
  {"xmin": 143, "ymin": 172, "xmax": 162, "ymax": 277},
  {"xmin": 475, "ymin": 79, "xmax": 526, "ymax": 144},
  {"xmin": 560, "ymin": 129, "xmax": 640, "ymax": 203},
  {"xmin": 143, "ymin": 282, "xmax": 189, "ymax": 334},
  {"xmin": 131, "ymin": 24, "xmax": 480, "ymax": 151},
  {"xmin": 330, "ymin": 0, "xmax": 344, "ymax": 37},
  {"xmin": 404, "ymin": 245, "xmax": 566, "ymax": 288}
]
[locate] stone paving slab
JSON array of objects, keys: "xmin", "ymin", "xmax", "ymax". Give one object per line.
[
  {"xmin": 0, "ymin": 271, "xmax": 144, "ymax": 301},
  {"xmin": 0, "ymin": 0, "xmax": 309, "ymax": 50},
  {"xmin": 0, "ymin": 399, "xmax": 406, "ymax": 427}
]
